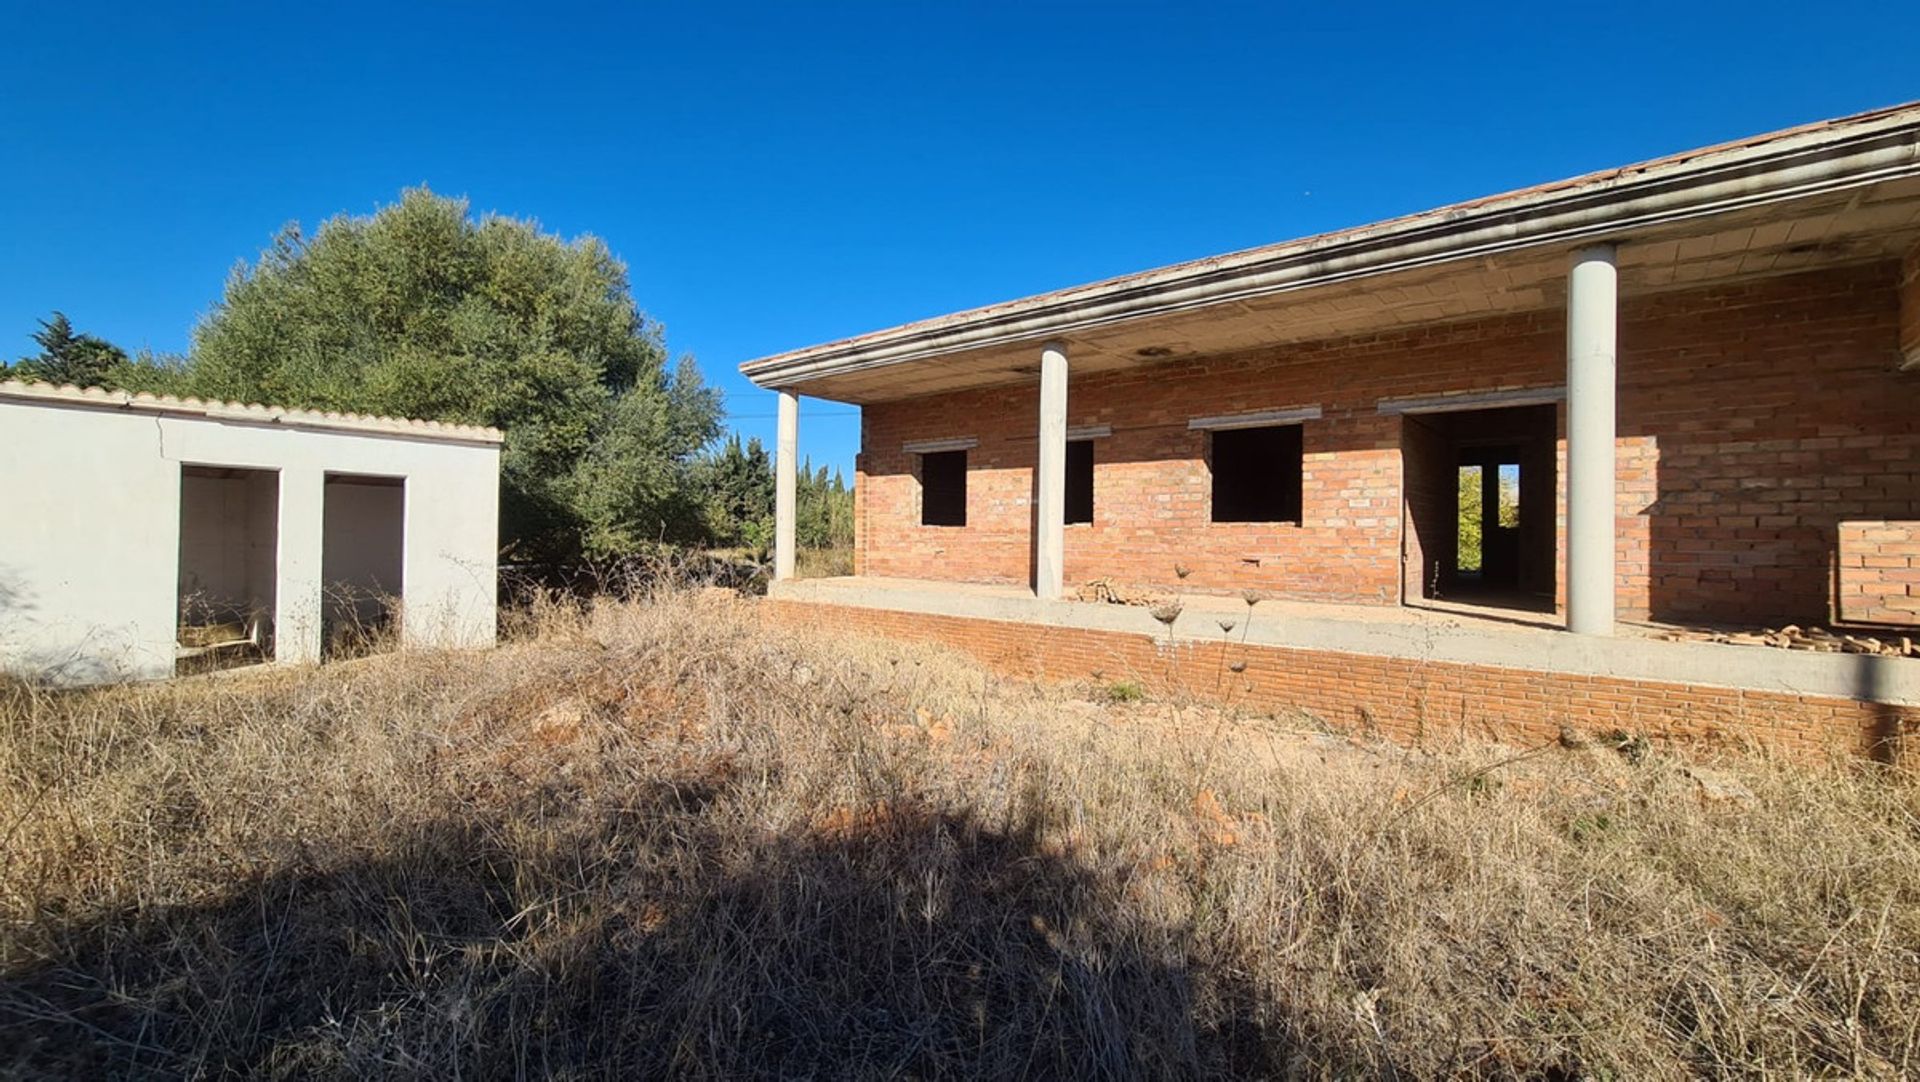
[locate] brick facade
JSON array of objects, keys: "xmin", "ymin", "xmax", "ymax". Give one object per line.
[
  {"xmin": 1838, "ymin": 521, "xmax": 1920, "ymax": 626},
  {"xmin": 855, "ymin": 263, "xmax": 1920, "ymax": 627},
  {"xmin": 764, "ymin": 599, "xmax": 1915, "ymax": 761}
]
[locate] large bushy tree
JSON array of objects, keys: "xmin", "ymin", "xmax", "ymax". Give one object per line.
[{"xmin": 189, "ymin": 188, "xmax": 720, "ymax": 562}]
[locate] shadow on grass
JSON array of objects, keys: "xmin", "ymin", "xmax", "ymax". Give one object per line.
[{"xmin": 2, "ymin": 781, "xmax": 1332, "ymax": 1079}]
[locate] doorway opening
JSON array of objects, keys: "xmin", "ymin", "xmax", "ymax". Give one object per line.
[
  {"xmin": 1402, "ymin": 404, "xmax": 1556, "ymax": 613},
  {"xmin": 176, "ymin": 465, "xmax": 279, "ymax": 673},
  {"xmin": 322, "ymin": 473, "xmax": 405, "ymax": 658}
]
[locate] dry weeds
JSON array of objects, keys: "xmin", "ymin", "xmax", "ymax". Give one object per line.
[{"xmin": 2, "ymin": 586, "xmax": 1918, "ymax": 1078}]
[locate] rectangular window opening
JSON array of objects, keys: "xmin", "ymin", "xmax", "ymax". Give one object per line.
[
  {"xmin": 1457, "ymin": 465, "xmax": 1483, "ymax": 573},
  {"xmin": 1497, "ymin": 463, "xmax": 1520, "ymax": 528},
  {"xmin": 1065, "ymin": 439, "xmax": 1093, "ymax": 525},
  {"xmin": 1209, "ymin": 425, "xmax": 1303, "ymax": 524},
  {"xmin": 920, "ymin": 450, "xmax": 967, "ymax": 527}
]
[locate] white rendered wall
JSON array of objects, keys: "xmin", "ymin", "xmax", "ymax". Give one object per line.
[{"xmin": 0, "ymin": 399, "xmax": 500, "ymax": 684}]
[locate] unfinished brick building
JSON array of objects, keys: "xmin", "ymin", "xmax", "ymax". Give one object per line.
[{"xmin": 743, "ymin": 104, "xmax": 1920, "ymax": 758}]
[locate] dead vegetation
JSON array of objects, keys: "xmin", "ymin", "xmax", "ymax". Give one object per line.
[{"xmin": 3, "ymin": 585, "xmax": 1918, "ymax": 1078}]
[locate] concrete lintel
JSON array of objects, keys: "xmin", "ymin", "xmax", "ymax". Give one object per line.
[
  {"xmin": 769, "ymin": 578, "xmax": 1920, "ymax": 707},
  {"xmin": 1067, "ymin": 424, "xmax": 1113, "ymax": 440},
  {"xmin": 1188, "ymin": 406, "xmax": 1323, "ymax": 431},
  {"xmin": 901, "ymin": 437, "xmax": 980, "ymax": 455},
  {"xmin": 1377, "ymin": 386, "xmax": 1568, "ymax": 415}
]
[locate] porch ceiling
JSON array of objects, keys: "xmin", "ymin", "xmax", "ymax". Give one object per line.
[{"xmin": 743, "ymin": 104, "xmax": 1920, "ymax": 406}]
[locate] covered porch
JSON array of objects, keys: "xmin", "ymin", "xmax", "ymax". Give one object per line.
[{"xmin": 747, "ymin": 104, "xmax": 1920, "ymax": 646}]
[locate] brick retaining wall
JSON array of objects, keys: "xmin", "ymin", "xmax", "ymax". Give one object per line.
[{"xmin": 765, "ymin": 598, "xmax": 1915, "ymax": 762}]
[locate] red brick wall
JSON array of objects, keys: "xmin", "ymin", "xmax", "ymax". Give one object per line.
[
  {"xmin": 765, "ymin": 599, "xmax": 1915, "ymax": 761},
  {"xmin": 1838, "ymin": 521, "xmax": 1920, "ymax": 626},
  {"xmin": 1399, "ymin": 414, "xmax": 1452, "ymax": 600},
  {"xmin": 857, "ymin": 263, "xmax": 1920, "ymax": 627}
]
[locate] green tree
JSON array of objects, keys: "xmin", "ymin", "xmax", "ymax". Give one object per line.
[
  {"xmin": 106, "ymin": 350, "xmax": 196, "ymax": 397},
  {"xmin": 8, "ymin": 312, "xmax": 129, "ymax": 388},
  {"xmin": 693, "ymin": 441, "xmax": 855, "ymax": 555},
  {"xmin": 1456, "ymin": 466, "xmax": 1520, "ymax": 573},
  {"xmin": 698, "ymin": 434, "xmax": 776, "ymax": 550},
  {"xmin": 796, "ymin": 460, "xmax": 853, "ymax": 550},
  {"xmin": 187, "ymin": 188, "xmax": 720, "ymax": 562},
  {"xmin": 1457, "ymin": 466, "xmax": 1483, "ymax": 572}
]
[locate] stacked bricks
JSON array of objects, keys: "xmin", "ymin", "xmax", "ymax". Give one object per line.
[
  {"xmin": 1838, "ymin": 521, "xmax": 1920, "ymax": 626},
  {"xmin": 764, "ymin": 599, "xmax": 1916, "ymax": 762},
  {"xmin": 858, "ymin": 262, "xmax": 1920, "ymax": 628}
]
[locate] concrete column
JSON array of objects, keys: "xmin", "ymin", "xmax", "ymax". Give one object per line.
[
  {"xmin": 275, "ymin": 467, "xmax": 326, "ymax": 664},
  {"xmin": 1566, "ymin": 244, "xmax": 1618, "ymax": 636},
  {"xmin": 1035, "ymin": 341, "xmax": 1069, "ymax": 600},
  {"xmin": 774, "ymin": 389, "xmax": 798, "ymax": 581}
]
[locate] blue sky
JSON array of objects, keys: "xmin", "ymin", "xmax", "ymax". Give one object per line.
[{"xmin": 3, "ymin": 2, "xmax": 1916, "ymax": 474}]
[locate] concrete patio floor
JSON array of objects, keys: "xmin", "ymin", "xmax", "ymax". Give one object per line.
[{"xmin": 772, "ymin": 575, "xmax": 1920, "ymax": 707}]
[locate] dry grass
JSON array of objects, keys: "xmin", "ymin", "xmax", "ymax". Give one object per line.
[
  {"xmin": 3, "ymin": 586, "xmax": 1918, "ymax": 1078},
  {"xmin": 795, "ymin": 545, "xmax": 855, "ymax": 579}
]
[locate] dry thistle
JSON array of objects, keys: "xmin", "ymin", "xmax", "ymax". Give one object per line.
[
  {"xmin": 1228, "ymin": 659, "xmax": 1248, "ymax": 673},
  {"xmin": 1241, "ymin": 588, "xmax": 1264, "ymax": 608},
  {"xmin": 1174, "ymin": 563, "xmax": 1193, "ymax": 579},
  {"xmin": 1149, "ymin": 600, "xmax": 1183, "ymax": 628},
  {"xmin": 1217, "ymin": 619, "xmax": 1237, "ymax": 635}
]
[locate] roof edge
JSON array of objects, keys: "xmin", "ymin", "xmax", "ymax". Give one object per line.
[
  {"xmin": 741, "ymin": 101, "xmax": 1920, "ymax": 390},
  {"xmin": 0, "ymin": 380, "xmax": 506, "ymax": 445}
]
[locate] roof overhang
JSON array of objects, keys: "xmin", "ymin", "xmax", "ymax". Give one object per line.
[{"xmin": 742, "ymin": 103, "xmax": 1920, "ymax": 405}]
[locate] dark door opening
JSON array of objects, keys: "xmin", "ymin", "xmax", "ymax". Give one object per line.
[
  {"xmin": 176, "ymin": 465, "xmax": 280, "ymax": 674},
  {"xmin": 1402, "ymin": 404, "xmax": 1556, "ymax": 613},
  {"xmin": 322, "ymin": 473, "xmax": 405, "ymax": 658}
]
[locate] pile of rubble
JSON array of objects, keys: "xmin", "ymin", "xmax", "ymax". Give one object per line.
[
  {"xmin": 1656, "ymin": 624, "xmax": 1918, "ymax": 657},
  {"xmin": 1076, "ymin": 577, "xmax": 1159, "ymax": 606}
]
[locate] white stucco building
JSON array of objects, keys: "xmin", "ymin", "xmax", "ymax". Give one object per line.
[{"xmin": 0, "ymin": 381, "xmax": 502, "ymax": 684}]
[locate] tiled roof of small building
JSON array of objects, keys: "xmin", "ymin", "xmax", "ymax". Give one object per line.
[{"xmin": 0, "ymin": 379, "xmax": 505, "ymax": 444}]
